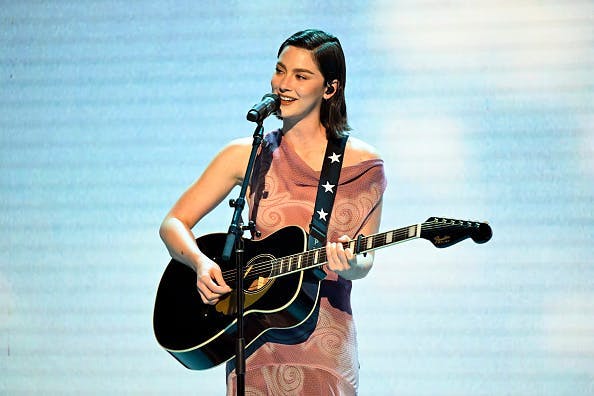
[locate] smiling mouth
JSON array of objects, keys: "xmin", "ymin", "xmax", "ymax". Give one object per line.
[{"xmin": 280, "ymin": 95, "xmax": 296, "ymax": 105}]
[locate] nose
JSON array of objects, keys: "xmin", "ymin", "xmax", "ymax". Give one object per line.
[{"xmin": 273, "ymin": 74, "xmax": 291, "ymax": 94}]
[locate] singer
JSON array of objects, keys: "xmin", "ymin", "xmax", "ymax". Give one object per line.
[{"xmin": 159, "ymin": 29, "xmax": 386, "ymax": 395}]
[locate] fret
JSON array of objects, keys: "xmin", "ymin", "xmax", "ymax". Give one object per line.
[
  {"xmin": 297, "ymin": 254, "xmax": 302, "ymax": 269},
  {"xmin": 386, "ymin": 231, "xmax": 393, "ymax": 244},
  {"xmin": 377, "ymin": 233, "xmax": 385, "ymax": 248},
  {"xmin": 302, "ymin": 252, "xmax": 309, "ymax": 268},
  {"xmin": 303, "ymin": 251, "xmax": 312, "ymax": 268},
  {"xmin": 407, "ymin": 225, "xmax": 417, "ymax": 238},
  {"xmin": 272, "ymin": 259, "xmax": 280, "ymax": 276}
]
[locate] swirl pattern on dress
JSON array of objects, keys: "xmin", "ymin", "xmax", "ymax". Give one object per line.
[
  {"xmin": 331, "ymin": 181, "xmax": 384, "ymax": 238},
  {"xmin": 263, "ymin": 364, "xmax": 304, "ymax": 395}
]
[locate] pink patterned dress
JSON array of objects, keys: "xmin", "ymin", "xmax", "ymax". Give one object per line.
[{"xmin": 226, "ymin": 130, "xmax": 386, "ymax": 395}]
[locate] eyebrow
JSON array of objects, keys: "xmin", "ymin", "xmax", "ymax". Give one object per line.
[{"xmin": 276, "ymin": 61, "xmax": 316, "ymax": 75}]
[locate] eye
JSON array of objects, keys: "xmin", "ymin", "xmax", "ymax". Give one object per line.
[
  {"xmin": 275, "ymin": 67, "xmax": 284, "ymax": 75},
  {"xmin": 296, "ymin": 74, "xmax": 307, "ymax": 80}
]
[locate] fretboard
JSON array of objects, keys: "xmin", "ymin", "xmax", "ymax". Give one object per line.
[{"xmin": 269, "ymin": 223, "xmax": 422, "ymax": 278}]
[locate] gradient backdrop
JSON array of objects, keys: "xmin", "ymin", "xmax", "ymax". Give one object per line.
[{"xmin": 1, "ymin": 1, "xmax": 593, "ymax": 395}]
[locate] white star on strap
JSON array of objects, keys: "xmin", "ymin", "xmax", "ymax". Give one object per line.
[
  {"xmin": 322, "ymin": 181, "xmax": 335, "ymax": 193},
  {"xmin": 328, "ymin": 152, "xmax": 341, "ymax": 163},
  {"xmin": 316, "ymin": 208, "xmax": 328, "ymax": 221}
]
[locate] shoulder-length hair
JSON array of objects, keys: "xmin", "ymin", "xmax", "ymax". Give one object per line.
[{"xmin": 277, "ymin": 29, "xmax": 351, "ymax": 140}]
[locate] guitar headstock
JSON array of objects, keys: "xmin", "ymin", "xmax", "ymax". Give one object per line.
[{"xmin": 421, "ymin": 217, "xmax": 492, "ymax": 248}]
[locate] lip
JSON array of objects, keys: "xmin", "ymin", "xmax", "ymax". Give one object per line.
[{"xmin": 279, "ymin": 95, "xmax": 296, "ymax": 106}]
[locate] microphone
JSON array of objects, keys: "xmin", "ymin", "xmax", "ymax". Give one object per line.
[{"xmin": 246, "ymin": 93, "xmax": 280, "ymax": 123}]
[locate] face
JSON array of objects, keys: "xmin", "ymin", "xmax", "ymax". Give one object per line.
[{"xmin": 271, "ymin": 45, "xmax": 330, "ymax": 123}]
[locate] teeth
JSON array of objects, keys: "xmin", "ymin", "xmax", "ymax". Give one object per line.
[{"xmin": 280, "ymin": 96, "xmax": 295, "ymax": 101}]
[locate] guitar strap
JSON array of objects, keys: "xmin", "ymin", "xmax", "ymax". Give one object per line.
[{"xmin": 307, "ymin": 134, "xmax": 349, "ymax": 250}]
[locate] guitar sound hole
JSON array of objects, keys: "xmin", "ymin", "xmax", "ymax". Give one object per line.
[{"xmin": 244, "ymin": 254, "xmax": 274, "ymax": 294}]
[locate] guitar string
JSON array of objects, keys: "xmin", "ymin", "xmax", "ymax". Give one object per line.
[
  {"xmin": 219, "ymin": 222, "xmax": 480, "ymax": 283},
  {"xmin": 220, "ymin": 228, "xmax": 413, "ymax": 283},
  {"xmin": 219, "ymin": 222, "xmax": 481, "ymax": 283},
  {"xmin": 222, "ymin": 228, "xmax": 415, "ymax": 279}
]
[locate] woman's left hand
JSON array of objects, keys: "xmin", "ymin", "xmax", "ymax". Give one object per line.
[{"xmin": 326, "ymin": 235, "xmax": 373, "ymax": 280}]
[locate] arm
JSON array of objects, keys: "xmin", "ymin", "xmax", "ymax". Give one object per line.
[
  {"xmin": 159, "ymin": 138, "xmax": 252, "ymax": 304},
  {"xmin": 325, "ymin": 198, "xmax": 383, "ymax": 280}
]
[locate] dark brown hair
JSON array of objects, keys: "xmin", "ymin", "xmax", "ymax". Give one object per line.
[{"xmin": 278, "ymin": 29, "xmax": 351, "ymax": 139}]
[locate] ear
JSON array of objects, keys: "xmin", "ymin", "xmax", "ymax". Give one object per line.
[{"xmin": 323, "ymin": 80, "xmax": 339, "ymax": 100}]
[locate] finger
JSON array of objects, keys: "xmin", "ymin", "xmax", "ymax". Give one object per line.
[
  {"xmin": 211, "ymin": 269, "xmax": 232, "ymax": 293},
  {"xmin": 196, "ymin": 282, "xmax": 213, "ymax": 304},
  {"xmin": 327, "ymin": 242, "xmax": 347, "ymax": 272},
  {"xmin": 200, "ymin": 293, "xmax": 219, "ymax": 305},
  {"xmin": 335, "ymin": 242, "xmax": 351, "ymax": 270},
  {"xmin": 337, "ymin": 235, "xmax": 354, "ymax": 258},
  {"xmin": 196, "ymin": 276, "xmax": 223, "ymax": 303},
  {"xmin": 326, "ymin": 242, "xmax": 338, "ymax": 270},
  {"xmin": 337, "ymin": 234, "xmax": 350, "ymax": 243},
  {"xmin": 336, "ymin": 240, "xmax": 346, "ymax": 259},
  {"xmin": 343, "ymin": 244, "xmax": 355, "ymax": 261},
  {"xmin": 197, "ymin": 287, "xmax": 221, "ymax": 305}
]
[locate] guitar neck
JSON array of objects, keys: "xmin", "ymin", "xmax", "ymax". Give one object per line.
[{"xmin": 270, "ymin": 224, "xmax": 421, "ymax": 278}]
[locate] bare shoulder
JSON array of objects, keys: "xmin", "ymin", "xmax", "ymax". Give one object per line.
[
  {"xmin": 222, "ymin": 136, "xmax": 253, "ymax": 154},
  {"xmin": 344, "ymin": 135, "xmax": 382, "ymax": 166},
  {"xmin": 203, "ymin": 136, "xmax": 254, "ymax": 184},
  {"xmin": 216, "ymin": 137, "xmax": 254, "ymax": 164}
]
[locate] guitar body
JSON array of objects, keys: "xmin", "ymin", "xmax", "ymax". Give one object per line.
[{"xmin": 152, "ymin": 225, "xmax": 323, "ymax": 370}]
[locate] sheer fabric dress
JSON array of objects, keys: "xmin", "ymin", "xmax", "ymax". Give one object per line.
[{"xmin": 226, "ymin": 130, "xmax": 386, "ymax": 396}]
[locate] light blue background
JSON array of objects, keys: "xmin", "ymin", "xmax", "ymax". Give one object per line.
[{"xmin": 1, "ymin": 1, "xmax": 593, "ymax": 394}]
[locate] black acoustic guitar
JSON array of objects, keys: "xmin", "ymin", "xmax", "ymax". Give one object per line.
[{"xmin": 153, "ymin": 217, "xmax": 492, "ymax": 370}]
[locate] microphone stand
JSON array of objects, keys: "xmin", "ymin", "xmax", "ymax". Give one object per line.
[{"xmin": 221, "ymin": 121, "xmax": 264, "ymax": 396}]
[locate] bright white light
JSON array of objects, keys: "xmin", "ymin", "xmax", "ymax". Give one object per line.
[
  {"xmin": 542, "ymin": 293, "xmax": 594, "ymax": 373},
  {"xmin": 380, "ymin": 114, "xmax": 469, "ymax": 197},
  {"xmin": 372, "ymin": 1, "xmax": 591, "ymax": 90}
]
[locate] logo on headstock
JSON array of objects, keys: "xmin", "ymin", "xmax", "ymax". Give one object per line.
[{"xmin": 433, "ymin": 235, "xmax": 451, "ymax": 245}]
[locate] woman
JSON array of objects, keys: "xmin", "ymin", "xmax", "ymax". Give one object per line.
[{"xmin": 160, "ymin": 29, "xmax": 386, "ymax": 395}]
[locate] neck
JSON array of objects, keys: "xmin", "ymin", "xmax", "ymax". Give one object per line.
[
  {"xmin": 280, "ymin": 118, "xmax": 328, "ymax": 171},
  {"xmin": 282, "ymin": 118, "xmax": 326, "ymax": 144}
]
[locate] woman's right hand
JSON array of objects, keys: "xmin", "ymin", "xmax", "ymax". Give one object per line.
[{"xmin": 195, "ymin": 256, "xmax": 232, "ymax": 305}]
